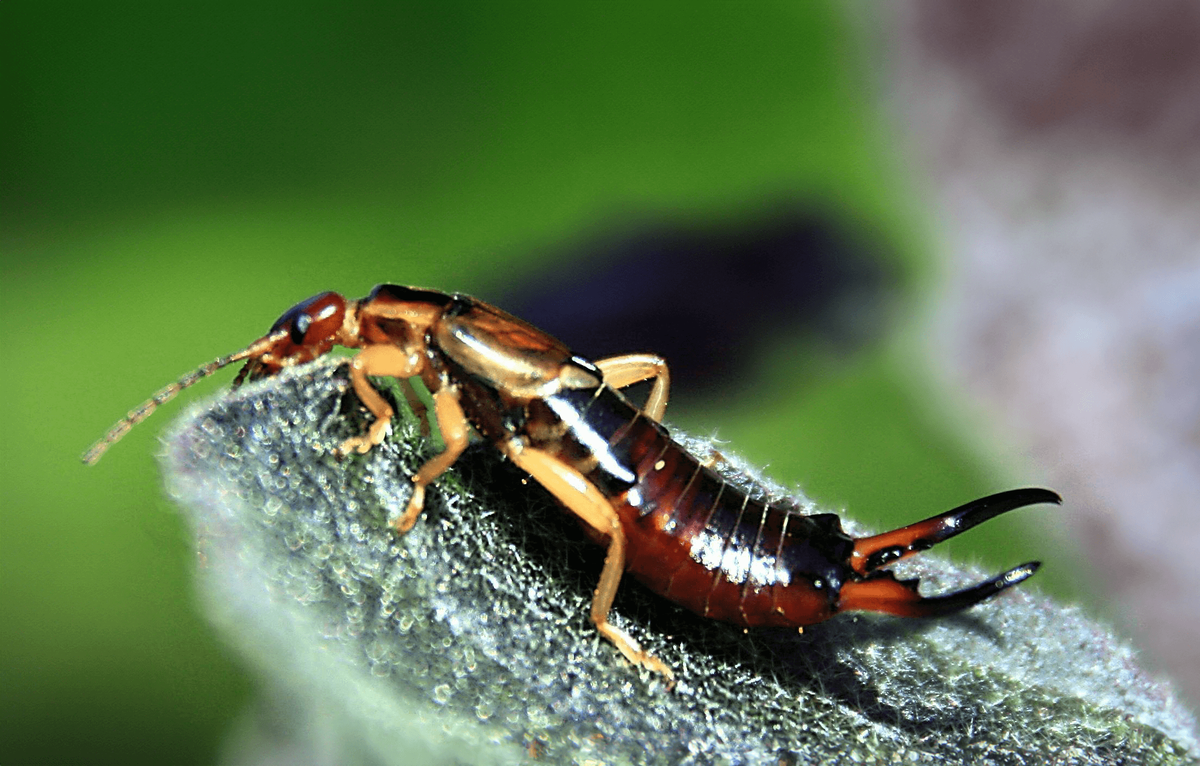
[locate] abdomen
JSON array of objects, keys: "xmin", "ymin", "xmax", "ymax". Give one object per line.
[{"xmin": 532, "ymin": 386, "xmax": 854, "ymax": 628}]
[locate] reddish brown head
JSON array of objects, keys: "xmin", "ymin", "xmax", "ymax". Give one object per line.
[{"xmin": 236, "ymin": 291, "xmax": 351, "ymax": 384}]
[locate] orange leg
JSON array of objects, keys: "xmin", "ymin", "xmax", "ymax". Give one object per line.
[
  {"xmin": 337, "ymin": 344, "xmax": 424, "ymax": 456},
  {"xmin": 398, "ymin": 378, "xmax": 431, "ymax": 436},
  {"xmin": 506, "ymin": 445, "xmax": 675, "ymax": 683},
  {"xmin": 392, "ymin": 387, "xmax": 470, "ymax": 533},
  {"xmin": 594, "ymin": 353, "xmax": 670, "ymax": 422},
  {"xmin": 333, "ymin": 343, "xmax": 470, "ymax": 532}
]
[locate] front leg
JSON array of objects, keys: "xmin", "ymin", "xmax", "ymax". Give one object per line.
[{"xmin": 336, "ymin": 345, "xmax": 423, "ymax": 456}]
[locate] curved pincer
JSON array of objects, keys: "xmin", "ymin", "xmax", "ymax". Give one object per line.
[
  {"xmin": 835, "ymin": 489, "xmax": 1058, "ymax": 620},
  {"xmin": 849, "ymin": 488, "xmax": 1060, "ymax": 576}
]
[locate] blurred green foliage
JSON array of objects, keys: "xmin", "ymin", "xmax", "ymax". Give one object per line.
[{"xmin": 1, "ymin": 2, "xmax": 1073, "ymax": 764}]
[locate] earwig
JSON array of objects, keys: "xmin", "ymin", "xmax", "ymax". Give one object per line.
[{"xmin": 85, "ymin": 285, "xmax": 1060, "ymax": 682}]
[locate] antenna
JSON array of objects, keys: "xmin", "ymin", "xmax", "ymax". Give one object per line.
[{"xmin": 82, "ymin": 330, "xmax": 288, "ymax": 464}]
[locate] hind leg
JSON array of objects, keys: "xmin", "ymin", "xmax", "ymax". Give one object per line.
[{"xmin": 594, "ymin": 354, "xmax": 670, "ymax": 422}]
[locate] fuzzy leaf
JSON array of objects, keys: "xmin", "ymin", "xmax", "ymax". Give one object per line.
[{"xmin": 163, "ymin": 361, "xmax": 1199, "ymax": 765}]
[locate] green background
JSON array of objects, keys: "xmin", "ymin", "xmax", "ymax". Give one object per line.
[{"xmin": 2, "ymin": 3, "xmax": 1078, "ymax": 764}]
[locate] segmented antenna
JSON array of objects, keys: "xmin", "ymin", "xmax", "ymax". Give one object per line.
[{"xmin": 82, "ymin": 331, "xmax": 288, "ymax": 465}]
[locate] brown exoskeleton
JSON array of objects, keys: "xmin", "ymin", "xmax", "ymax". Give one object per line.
[{"xmin": 86, "ymin": 285, "xmax": 1060, "ymax": 682}]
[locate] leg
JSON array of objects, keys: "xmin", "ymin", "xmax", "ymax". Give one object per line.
[
  {"xmin": 337, "ymin": 344, "xmax": 424, "ymax": 456},
  {"xmin": 398, "ymin": 378, "xmax": 431, "ymax": 436},
  {"xmin": 506, "ymin": 445, "xmax": 675, "ymax": 683},
  {"xmin": 392, "ymin": 387, "xmax": 470, "ymax": 533},
  {"xmin": 594, "ymin": 353, "xmax": 670, "ymax": 422}
]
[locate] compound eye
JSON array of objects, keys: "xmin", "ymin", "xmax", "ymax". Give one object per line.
[
  {"xmin": 268, "ymin": 292, "xmax": 346, "ymax": 353},
  {"xmin": 269, "ymin": 304, "xmax": 308, "ymax": 341},
  {"xmin": 290, "ymin": 312, "xmax": 312, "ymax": 344}
]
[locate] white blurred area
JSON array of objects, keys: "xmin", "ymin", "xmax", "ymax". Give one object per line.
[{"xmin": 876, "ymin": 0, "xmax": 1200, "ymax": 709}]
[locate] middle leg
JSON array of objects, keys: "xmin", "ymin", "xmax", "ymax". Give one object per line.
[{"xmin": 392, "ymin": 386, "xmax": 470, "ymax": 533}]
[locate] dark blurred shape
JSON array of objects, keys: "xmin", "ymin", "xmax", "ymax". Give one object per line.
[{"xmin": 496, "ymin": 206, "xmax": 895, "ymax": 398}]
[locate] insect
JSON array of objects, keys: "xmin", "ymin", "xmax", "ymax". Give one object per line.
[{"xmin": 85, "ymin": 285, "xmax": 1060, "ymax": 681}]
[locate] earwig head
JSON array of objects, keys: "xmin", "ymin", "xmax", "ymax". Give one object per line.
[
  {"xmin": 83, "ymin": 291, "xmax": 352, "ymax": 465},
  {"xmin": 236, "ymin": 291, "xmax": 350, "ymax": 384},
  {"xmin": 836, "ymin": 488, "xmax": 1060, "ymax": 619}
]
